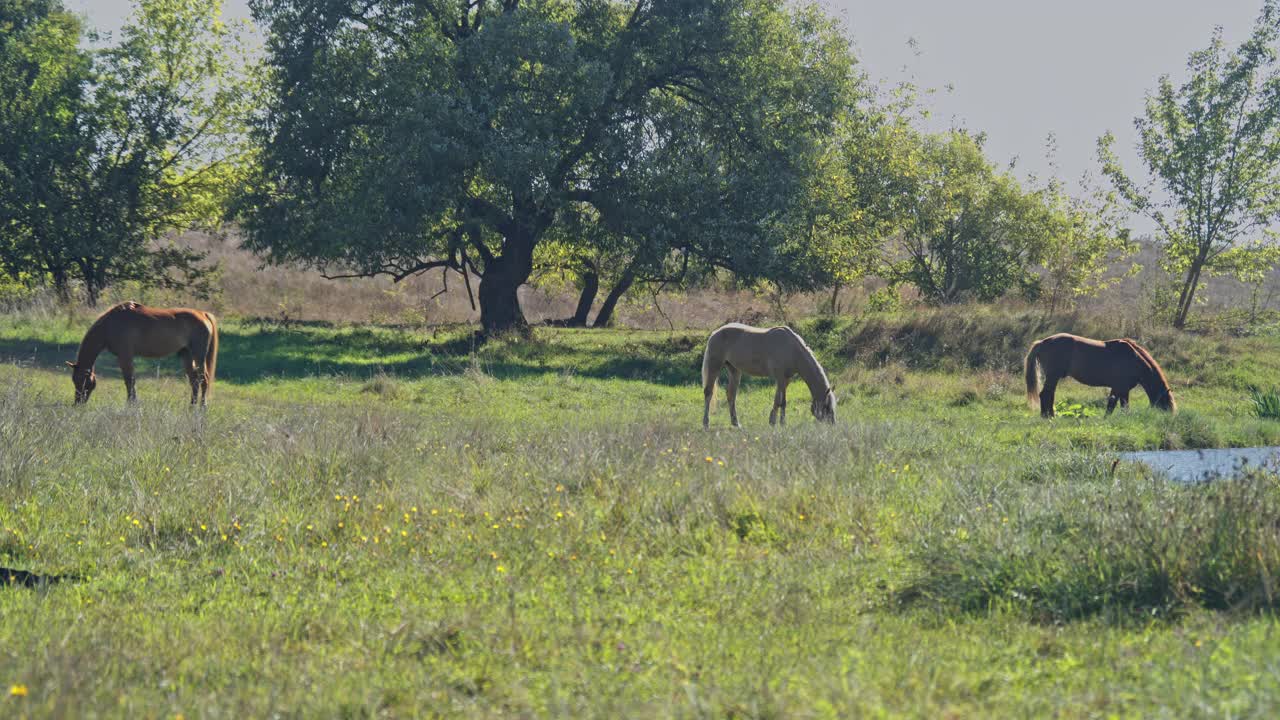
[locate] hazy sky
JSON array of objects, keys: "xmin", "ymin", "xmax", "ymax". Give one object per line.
[
  {"xmin": 830, "ymin": 1, "xmax": 1262, "ymax": 189},
  {"xmin": 69, "ymin": 0, "xmax": 1265, "ymax": 202}
]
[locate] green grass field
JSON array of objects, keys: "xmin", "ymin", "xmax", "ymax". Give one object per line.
[{"xmin": 4, "ymin": 309, "xmax": 1280, "ymax": 717}]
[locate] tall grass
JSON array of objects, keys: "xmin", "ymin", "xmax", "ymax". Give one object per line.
[
  {"xmin": 900, "ymin": 472, "xmax": 1280, "ymax": 621},
  {"xmin": 1250, "ymin": 387, "xmax": 1280, "ymax": 420}
]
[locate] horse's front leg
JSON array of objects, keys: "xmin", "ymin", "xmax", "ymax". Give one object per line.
[
  {"xmin": 769, "ymin": 378, "xmax": 789, "ymax": 426},
  {"xmin": 1106, "ymin": 391, "xmax": 1119, "ymax": 416}
]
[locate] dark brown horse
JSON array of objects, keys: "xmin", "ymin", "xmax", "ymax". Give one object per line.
[
  {"xmin": 1024, "ymin": 333, "xmax": 1175, "ymax": 418},
  {"xmin": 66, "ymin": 301, "xmax": 219, "ymax": 406}
]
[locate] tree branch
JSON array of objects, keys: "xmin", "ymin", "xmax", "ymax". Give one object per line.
[{"xmin": 321, "ymin": 256, "xmax": 460, "ymax": 283}]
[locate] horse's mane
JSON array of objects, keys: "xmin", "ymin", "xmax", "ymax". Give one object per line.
[
  {"xmin": 76, "ymin": 302, "xmax": 141, "ymax": 360},
  {"xmin": 1122, "ymin": 339, "xmax": 1175, "ymax": 407},
  {"xmin": 94, "ymin": 301, "xmax": 140, "ymax": 322},
  {"xmin": 780, "ymin": 326, "xmax": 832, "ymax": 392}
]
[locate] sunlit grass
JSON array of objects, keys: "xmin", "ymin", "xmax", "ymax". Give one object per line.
[{"xmin": 2, "ymin": 315, "xmax": 1280, "ymax": 716}]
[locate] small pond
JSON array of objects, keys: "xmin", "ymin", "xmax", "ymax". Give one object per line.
[{"xmin": 1119, "ymin": 446, "xmax": 1280, "ymax": 484}]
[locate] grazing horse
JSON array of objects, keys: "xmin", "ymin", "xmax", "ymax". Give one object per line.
[
  {"xmin": 1024, "ymin": 333, "xmax": 1175, "ymax": 418},
  {"xmin": 701, "ymin": 323, "xmax": 836, "ymax": 428},
  {"xmin": 66, "ymin": 301, "xmax": 219, "ymax": 406}
]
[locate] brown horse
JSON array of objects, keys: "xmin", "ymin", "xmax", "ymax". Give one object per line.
[
  {"xmin": 66, "ymin": 301, "xmax": 219, "ymax": 406},
  {"xmin": 1024, "ymin": 333, "xmax": 1175, "ymax": 418}
]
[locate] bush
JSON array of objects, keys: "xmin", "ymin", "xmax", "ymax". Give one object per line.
[{"xmin": 0, "ymin": 275, "xmax": 40, "ymax": 309}]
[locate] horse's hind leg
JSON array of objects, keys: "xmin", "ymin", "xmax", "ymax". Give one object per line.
[
  {"xmin": 179, "ymin": 348, "xmax": 200, "ymax": 405},
  {"xmin": 703, "ymin": 361, "xmax": 720, "ymax": 429},
  {"xmin": 119, "ymin": 355, "xmax": 137, "ymax": 404},
  {"xmin": 1039, "ymin": 376, "xmax": 1059, "ymax": 418},
  {"xmin": 726, "ymin": 367, "xmax": 742, "ymax": 428},
  {"xmin": 195, "ymin": 341, "xmax": 211, "ymax": 406}
]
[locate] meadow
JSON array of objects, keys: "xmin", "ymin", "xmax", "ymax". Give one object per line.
[{"xmin": 4, "ymin": 304, "xmax": 1280, "ymax": 717}]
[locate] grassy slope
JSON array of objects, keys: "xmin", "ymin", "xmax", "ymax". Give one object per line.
[{"xmin": 2, "ymin": 311, "xmax": 1280, "ymax": 716}]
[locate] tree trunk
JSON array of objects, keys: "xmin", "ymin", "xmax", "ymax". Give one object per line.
[
  {"xmin": 569, "ymin": 265, "xmax": 599, "ymax": 327},
  {"xmin": 50, "ymin": 267, "xmax": 72, "ymax": 305},
  {"xmin": 592, "ymin": 263, "xmax": 637, "ymax": 328},
  {"xmin": 1046, "ymin": 281, "xmax": 1062, "ymax": 316},
  {"xmin": 1173, "ymin": 258, "xmax": 1206, "ymax": 330},
  {"xmin": 478, "ymin": 241, "xmax": 535, "ymax": 335},
  {"xmin": 76, "ymin": 258, "xmax": 102, "ymax": 307},
  {"xmin": 829, "ymin": 284, "xmax": 841, "ymax": 315},
  {"xmin": 1173, "ymin": 269, "xmax": 1194, "ymax": 329}
]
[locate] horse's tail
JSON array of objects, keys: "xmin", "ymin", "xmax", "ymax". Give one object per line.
[
  {"xmin": 1024, "ymin": 339, "xmax": 1042, "ymax": 408},
  {"xmin": 204, "ymin": 311, "xmax": 219, "ymax": 397},
  {"xmin": 701, "ymin": 338, "xmax": 718, "ymax": 410}
]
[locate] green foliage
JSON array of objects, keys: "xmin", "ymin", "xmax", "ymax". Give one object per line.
[
  {"xmin": 1033, "ymin": 141, "xmax": 1139, "ymax": 313},
  {"xmin": 241, "ymin": 0, "xmax": 861, "ymax": 332},
  {"xmin": 865, "ymin": 286, "xmax": 900, "ymax": 313},
  {"xmin": 0, "ymin": 271, "xmax": 40, "ymax": 307},
  {"xmin": 0, "ymin": 0, "xmax": 256, "ymax": 304},
  {"xmin": 1250, "ymin": 386, "xmax": 1280, "ymax": 419},
  {"xmin": 1099, "ymin": 1, "xmax": 1280, "ymax": 329},
  {"xmin": 823, "ymin": 84, "xmax": 931, "ymax": 288},
  {"xmin": 884, "ymin": 131, "xmax": 1054, "ymax": 304},
  {"xmin": 1052, "ymin": 400, "xmax": 1099, "ymax": 419}
]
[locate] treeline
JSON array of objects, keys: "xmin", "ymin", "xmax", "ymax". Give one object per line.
[{"xmin": 4, "ymin": 0, "xmax": 1280, "ymax": 332}]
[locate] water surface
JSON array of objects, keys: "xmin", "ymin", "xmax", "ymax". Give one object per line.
[{"xmin": 1119, "ymin": 446, "xmax": 1280, "ymax": 484}]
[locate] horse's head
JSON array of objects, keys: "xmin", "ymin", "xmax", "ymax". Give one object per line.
[
  {"xmin": 812, "ymin": 385, "xmax": 837, "ymax": 424},
  {"xmin": 66, "ymin": 361, "xmax": 96, "ymax": 404},
  {"xmin": 1151, "ymin": 387, "xmax": 1177, "ymax": 413},
  {"xmin": 1137, "ymin": 371, "xmax": 1177, "ymax": 413}
]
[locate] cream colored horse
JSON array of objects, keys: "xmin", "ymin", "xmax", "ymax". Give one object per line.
[
  {"xmin": 66, "ymin": 301, "xmax": 219, "ymax": 406},
  {"xmin": 701, "ymin": 323, "xmax": 836, "ymax": 428}
]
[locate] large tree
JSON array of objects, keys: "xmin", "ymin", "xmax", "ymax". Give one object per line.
[
  {"xmin": 241, "ymin": 0, "xmax": 859, "ymax": 333},
  {"xmin": 1099, "ymin": 1, "xmax": 1280, "ymax": 329},
  {"xmin": 0, "ymin": 0, "xmax": 90, "ymax": 297},
  {"xmin": 0, "ymin": 0, "xmax": 254, "ymax": 304}
]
